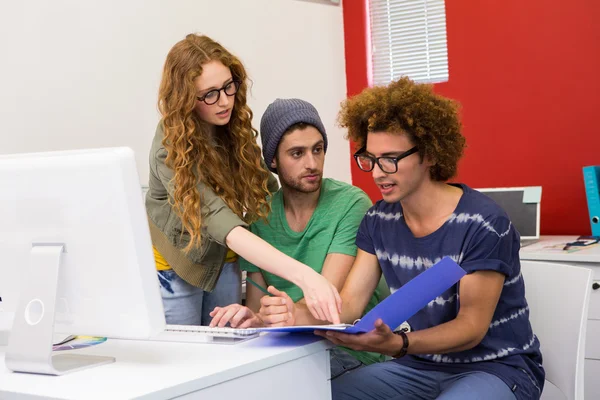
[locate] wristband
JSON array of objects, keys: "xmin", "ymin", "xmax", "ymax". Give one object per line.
[{"xmin": 392, "ymin": 329, "xmax": 409, "ymax": 358}]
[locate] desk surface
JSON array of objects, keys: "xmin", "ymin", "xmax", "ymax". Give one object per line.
[
  {"xmin": 0, "ymin": 333, "xmax": 330, "ymax": 400},
  {"xmin": 520, "ymin": 235, "xmax": 600, "ymax": 263}
]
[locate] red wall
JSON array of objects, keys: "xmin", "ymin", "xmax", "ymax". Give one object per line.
[{"xmin": 343, "ymin": 1, "xmax": 600, "ymax": 235}]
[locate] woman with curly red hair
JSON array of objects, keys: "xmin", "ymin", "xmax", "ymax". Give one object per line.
[{"xmin": 146, "ymin": 34, "xmax": 341, "ymax": 326}]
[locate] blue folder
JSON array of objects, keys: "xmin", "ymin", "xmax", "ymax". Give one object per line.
[
  {"xmin": 583, "ymin": 166, "xmax": 600, "ymax": 237},
  {"xmin": 257, "ymin": 256, "xmax": 466, "ymax": 334}
]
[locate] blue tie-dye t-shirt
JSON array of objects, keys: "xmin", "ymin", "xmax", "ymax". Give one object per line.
[{"xmin": 356, "ymin": 184, "xmax": 544, "ymax": 400}]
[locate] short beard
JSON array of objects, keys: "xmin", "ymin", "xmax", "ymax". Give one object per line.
[{"xmin": 279, "ymin": 171, "xmax": 322, "ymax": 194}]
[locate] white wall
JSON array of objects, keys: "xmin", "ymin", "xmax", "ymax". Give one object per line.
[{"xmin": 0, "ymin": 0, "xmax": 351, "ymax": 184}]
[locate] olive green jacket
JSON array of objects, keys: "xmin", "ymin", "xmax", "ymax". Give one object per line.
[{"xmin": 145, "ymin": 123, "xmax": 278, "ymax": 291}]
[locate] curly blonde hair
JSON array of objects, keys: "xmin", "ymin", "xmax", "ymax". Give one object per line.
[
  {"xmin": 338, "ymin": 77, "xmax": 466, "ymax": 181},
  {"xmin": 158, "ymin": 34, "xmax": 271, "ymax": 252}
]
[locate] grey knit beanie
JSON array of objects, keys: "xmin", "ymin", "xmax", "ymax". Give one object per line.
[{"xmin": 260, "ymin": 98, "xmax": 328, "ymax": 173}]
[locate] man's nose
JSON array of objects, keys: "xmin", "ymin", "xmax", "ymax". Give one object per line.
[
  {"xmin": 305, "ymin": 153, "xmax": 318, "ymax": 170},
  {"xmin": 372, "ymin": 161, "xmax": 386, "ymax": 180}
]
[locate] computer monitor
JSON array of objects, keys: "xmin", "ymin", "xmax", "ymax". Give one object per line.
[
  {"xmin": 475, "ymin": 186, "xmax": 542, "ymax": 243},
  {"xmin": 0, "ymin": 147, "xmax": 165, "ymax": 375}
]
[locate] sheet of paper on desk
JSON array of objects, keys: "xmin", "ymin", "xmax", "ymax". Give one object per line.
[
  {"xmin": 52, "ymin": 336, "xmax": 107, "ymax": 351},
  {"xmin": 257, "ymin": 257, "xmax": 466, "ymax": 334},
  {"xmin": 522, "ymin": 239, "xmax": 599, "ymax": 254}
]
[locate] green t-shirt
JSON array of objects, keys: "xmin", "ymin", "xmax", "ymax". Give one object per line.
[{"xmin": 241, "ymin": 178, "xmax": 385, "ymax": 365}]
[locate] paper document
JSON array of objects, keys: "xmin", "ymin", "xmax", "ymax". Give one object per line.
[{"xmin": 257, "ymin": 256, "xmax": 466, "ymax": 334}]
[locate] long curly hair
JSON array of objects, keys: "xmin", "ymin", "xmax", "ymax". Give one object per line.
[
  {"xmin": 158, "ymin": 34, "xmax": 272, "ymax": 252},
  {"xmin": 338, "ymin": 77, "xmax": 466, "ymax": 181}
]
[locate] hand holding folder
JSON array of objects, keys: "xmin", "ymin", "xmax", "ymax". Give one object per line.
[{"xmin": 257, "ymin": 256, "xmax": 466, "ymax": 334}]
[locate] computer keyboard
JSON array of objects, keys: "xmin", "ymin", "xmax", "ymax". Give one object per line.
[{"xmin": 151, "ymin": 324, "xmax": 260, "ymax": 345}]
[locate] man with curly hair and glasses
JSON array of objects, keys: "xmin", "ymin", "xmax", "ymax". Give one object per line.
[{"xmin": 269, "ymin": 77, "xmax": 544, "ymax": 399}]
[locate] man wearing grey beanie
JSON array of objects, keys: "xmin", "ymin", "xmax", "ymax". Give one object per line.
[
  {"xmin": 210, "ymin": 98, "xmax": 387, "ymax": 379},
  {"xmin": 260, "ymin": 98, "xmax": 328, "ymax": 175}
]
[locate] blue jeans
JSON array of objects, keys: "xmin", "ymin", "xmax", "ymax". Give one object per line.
[
  {"xmin": 330, "ymin": 347, "xmax": 364, "ymax": 380},
  {"xmin": 157, "ymin": 262, "xmax": 241, "ymax": 326},
  {"xmin": 332, "ymin": 361, "xmax": 516, "ymax": 400}
]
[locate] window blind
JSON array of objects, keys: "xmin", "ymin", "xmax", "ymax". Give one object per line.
[{"xmin": 369, "ymin": 0, "xmax": 449, "ymax": 85}]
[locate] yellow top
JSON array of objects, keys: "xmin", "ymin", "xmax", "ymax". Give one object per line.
[
  {"xmin": 153, "ymin": 246, "xmax": 171, "ymax": 271},
  {"xmin": 153, "ymin": 246, "xmax": 237, "ymax": 270},
  {"xmin": 225, "ymin": 250, "xmax": 238, "ymax": 263}
]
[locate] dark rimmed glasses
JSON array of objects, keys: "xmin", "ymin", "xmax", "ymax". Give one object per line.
[
  {"xmin": 196, "ymin": 80, "xmax": 240, "ymax": 105},
  {"xmin": 353, "ymin": 146, "xmax": 419, "ymax": 173}
]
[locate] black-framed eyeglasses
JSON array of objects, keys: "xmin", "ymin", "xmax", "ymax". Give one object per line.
[
  {"xmin": 196, "ymin": 80, "xmax": 240, "ymax": 105},
  {"xmin": 353, "ymin": 146, "xmax": 419, "ymax": 174}
]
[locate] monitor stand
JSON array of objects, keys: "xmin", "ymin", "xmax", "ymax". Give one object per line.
[
  {"xmin": 0, "ymin": 312, "xmax": 13, "ymax": 346},
  {"xmin": 5, "ymin": 244, "xmax": 114, "ymax": 375}
]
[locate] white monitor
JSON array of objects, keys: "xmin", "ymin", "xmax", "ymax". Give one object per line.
[
  {"xmin": 475, "ymin": 186, "xmax": 542, "ymax": 242},
  {"xmin": 0, "ymin": 147, "xmax": 165, "ymax": 375}
]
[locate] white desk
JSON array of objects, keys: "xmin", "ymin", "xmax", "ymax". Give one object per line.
[
  {"xmin": 521, "ymin": 235, "xmax": 600, "ymax": 399},
  {"xmin": 0, "ymin": 333, "xmax": 332, "ymax": 399}
]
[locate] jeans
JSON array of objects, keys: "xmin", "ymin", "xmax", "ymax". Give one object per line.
[
  {"xmin": 330, "ymin": 347, "xmax": 364, "ymax": 380},
  {"xmin": 157, "ymin": 262, "xmax": 241, "ymax": 326},
  {"xmin": 332, "ymin": 361, "xmax": 517, "ymax": 400}
]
